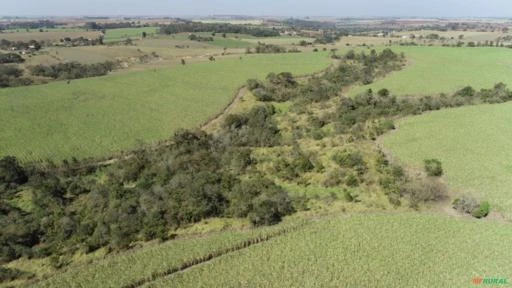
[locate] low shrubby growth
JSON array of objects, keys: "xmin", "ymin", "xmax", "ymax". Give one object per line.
[
  {"xmin": 453, "ymin": 196, "xmax": 490, "ymax": 218},
  {"xmin": 424, "ymin": 159, "xmax": 443, "ymax": 176}
]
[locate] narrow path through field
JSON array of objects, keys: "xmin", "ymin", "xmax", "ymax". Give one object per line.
[{"xmin": 200, "ymin": 86, "xmax": 248, "ymax": 131}]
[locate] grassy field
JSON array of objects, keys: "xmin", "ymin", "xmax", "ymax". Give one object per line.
[
  {"xmin": 383, "ymin": 102, "xmax": 512, "ymax": 219},
  {"xmin": 349, "ymin": 46, "xmax": 512, "ymax": 97},
  {"xmin": 170, "ymin": 33, "xmax": 255, "ymax": 49},
  {"xmin": 103, "ymin": 27, "xmax": 160, "ymax": 43},
  {"xmin": 27, "ymin": 220, "xmax": 303, "ymax": 288},
  {"xmin": 146, "ymin": 213, "xmax": 512, "ymax": 288},
  {"xmin": 0, "ymin": 52, "xmax": 330, "ymax": 161}
]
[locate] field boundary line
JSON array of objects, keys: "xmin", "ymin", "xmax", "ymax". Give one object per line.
[{"xmin": 121, "ymin": 221, "xmax": 309, "ymax": 288}]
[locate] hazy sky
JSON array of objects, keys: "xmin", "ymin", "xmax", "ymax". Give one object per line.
[{"xmin": 3, "ymin": 0, "xmax": 512, "ymax": 17}]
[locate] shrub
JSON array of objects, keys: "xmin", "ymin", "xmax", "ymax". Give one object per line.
[
  {"xmin": 471, "ymin": 201, "xmax": 490, "ymax": 218},
  {"xmin": 452, "ymin": 196, "xmax": 479, "ymax": 214},
  {"xmin": 452, "ymin": 196, "xmax": 490, "ymax": 218},
  {"xmin": 332, "ymin": 150, "xmax": 365, "ymax": 169},
  {"xmin": 455, "ymin": 86, "xmax": 476, "ymax": 97},
  {"xmin": 424, "ymin": 159, "xmax": 443, "ymax": 176},
  {"xmin": 0, "ymin": 267, "xmax": 33, "ymax": 282},
  {"xmin": 405, "ymin": 177, "xmax": 448, "ymax": 209},
  {"xmin": 344, "ymin": 172, "xmax": 360, "ymax": 187},
  {"xmin": 377, "ymin": 88, "xmax": 390, "ymax": 97},
  {"xmin": 247, "ymin": 79, "xmax": 264, "ymax": 91}
]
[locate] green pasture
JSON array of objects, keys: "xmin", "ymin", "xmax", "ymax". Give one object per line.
[
  {"xmin": 0, "ymin": 52, "xmax": 330, "ymax": 161},
  {"xmin": 30, "ymin": 221, "xmax": 301, "ymax": 288},
  {"xmin": 147, "ymin": 213, "xmax": 512, "ymax": 288},
  {"xmin": 383, "ymin": 102, "xmax": 512, "ymax": 219},
  {"xmin": 103, "ymin": 27, "xmax": 160, "ymax": 43},
  {"xmin": 349, "ymin": 46, "xmax": 512, "ymax": 97}
]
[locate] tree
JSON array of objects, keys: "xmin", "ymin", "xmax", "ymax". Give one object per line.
[
  {"xmin": 142, "ymin": 31, "xmax": 147, "ymax": 38},
  {"xmin": 377, "ymin": 88, "xmax": 390, "ymax": 97}
]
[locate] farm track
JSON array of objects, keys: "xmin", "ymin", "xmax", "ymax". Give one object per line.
[{"xmin": 121, "ymin": 222, "xmax": 308, "ymax": 288}]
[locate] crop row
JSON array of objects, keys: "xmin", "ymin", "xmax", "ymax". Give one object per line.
[
  {"xmin": 147, "ymin": 213, "xmax": 512, "ymax": 288},
  {"xmin": 33, "ymin": 220, "xmax": 307, "ymax": 288}
]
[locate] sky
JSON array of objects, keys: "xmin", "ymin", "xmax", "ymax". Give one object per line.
[{"xmin": 2, "ymin": 0, "xmax": 512, "ymax": 18}]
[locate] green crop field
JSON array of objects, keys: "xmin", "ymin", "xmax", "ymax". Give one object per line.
[
  {"xmin": 349, "ymin": 46, "xmax": 512, "ymax": 97},
  {"xmin": 103, "ymin": 27, "xmax": 160, "ymax": 42},
  {"xmin": 383, "ymin": 102, "xmax": 512, "ymax": 219},
  {"xmin": 146, "ymin": 213, "xmax": 512, "ymax": 288},
  {"xmin": 29, "ymin": 221, "xmax": 303, "ymax": 288},
  {"xmin": 0, "ymin": 52, "xmax": 330, "ymax": 161}
]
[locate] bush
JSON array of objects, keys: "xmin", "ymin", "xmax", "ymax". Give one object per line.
[
  {"xmin": 424, "ymin": 159, "xmax": 443, "ymax": 176},
  {"xmin": 452, "ymin": 196, "xmax": 490, "ymax": 218},
  {"xmin": 452, "ymin": 196, "xmax": 479, "ymax": 214},
  {"xmin": 471, "ymin": 201, "xmax": 491, "ymax": 218},
  {"xmin": 0, "ymin": 156, "xmax": 28, "ymax": 186},
  {"xmin": 455, "ymin": 86, "xmax": 476, "ymax": 97},
  {"xmin": 246, "ymin": 79, "xmax": 264, "ymax": 91},
  {"xmin": 405, "ymin": 177, "xmax": 448, "ymax": 208},
  {"xmin": 377, "ymin": 88, "xmax": 390, "ymax": 97}
]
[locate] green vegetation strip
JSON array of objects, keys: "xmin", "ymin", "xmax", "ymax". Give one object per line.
[
  {"xmin": 349, "ymin": 46, "xmax": 512, "ymax": 97},
  {"xmin": 33, "ymin": 221, "xmax": 306, "ymax": 288},
  {"xmin": 383, "ymin": 102, "xmax": 512, "ymax": 219},
  {"xmin": 0, "ymin": 52, "xmax": 330, "ymax": 161},
  {"xmin": 146, "ymin": 213, "xmax": 512, "ymax": 288},
  {"xmin": 103, "ymin": 27, "xmax": 160, "ymax": 43}
]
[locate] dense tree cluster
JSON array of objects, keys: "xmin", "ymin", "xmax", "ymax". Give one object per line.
[
  {"xmin": 0, "ymin": 65, "xmax": 32, "ymax": 87},
  {"xmin": 0, "ymin": 53, "xmax": 25, "ymax": 64},
  {"xmin": 0, "ymin": 39, "xmax": 43, "ymax": 51},
  {"xmin": 58, "ymin": 36, "xmax": 104, "ymax": 47},
  {"xmin": 0, "ymin": 100, "xmax": 290, "ymax": 265},
  {"xmin": 28, "ymin": 61, "xmax": 118, "ymax": 80},
  {"xmin": 84, "ymin": 22, "xmax": 152, "ymax": 30},
  {"xmin": 0, "ymin": 20, "xmax": 61, "ymax": 30},
  {"xmin": 187, "ymin": 34, "xmax": 214, "ymax": 42},
  {"xmin": 246, "ymin": 42, "xmax": 288, "ymax": 54},
  {"xmin": 160, "ymin": 21, "xmax": 280, "ymax": 37}
]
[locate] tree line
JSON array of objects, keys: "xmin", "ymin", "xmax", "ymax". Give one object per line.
[
  {"xmin": 0, "ymin": 39, "xmax": 42, "ymax": 51},
  {"xmin": 28, "ymin": 61, "xmax": 118, "ymax": 80},
  {"xmin": 159, "ymin": 21, "xmax": 280, "ymax": 37}
]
